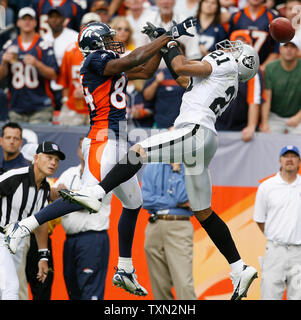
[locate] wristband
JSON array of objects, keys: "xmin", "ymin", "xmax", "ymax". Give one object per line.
[
  {"xmin": 166, "ymin": 40, "xmax": 181, "ymax": 49},
  {"xmin": 161, "ymin": 44, "xmax": 182, "ymax": 80},
  {"xmin": 38, "ymin": 249, "xmax": 50, "ymax": 261},
  {"xmin": 167, "ymin": 44, "xmax": 182, "ymax": 62}
]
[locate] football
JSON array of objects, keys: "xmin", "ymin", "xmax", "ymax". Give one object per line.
[{"xmin": 269, "ymin": 17, "xmax": 295, "ymax": 43}]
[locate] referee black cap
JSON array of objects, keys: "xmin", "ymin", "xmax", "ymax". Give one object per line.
[{"xmin": 36, "ymin": 141, "xmax": 65, "ymax": 160}]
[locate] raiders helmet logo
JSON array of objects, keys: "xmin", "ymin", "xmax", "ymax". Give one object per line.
[{"xmin": 242, "ymin": 56, "xmax": 255, "ymax": 69}]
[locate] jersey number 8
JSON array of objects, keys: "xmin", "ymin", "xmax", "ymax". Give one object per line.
[{"xmin": 110, "ymin": 76, "xmax": 127, "ymax": 110}]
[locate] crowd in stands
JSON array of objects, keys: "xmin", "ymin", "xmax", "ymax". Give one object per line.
[{"xmin": 0, "ymin": 0, "xmax": 300, "ymax": 140}]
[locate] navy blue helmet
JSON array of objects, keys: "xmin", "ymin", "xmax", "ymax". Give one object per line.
[{"xmin": 78, "ymin": 22, "xmax": 125, "ymax": 56}]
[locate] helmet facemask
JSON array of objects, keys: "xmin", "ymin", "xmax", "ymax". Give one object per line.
[
  {"xmin": 215, "ymin": 40, "xmax": 243, "ymax": 59},
  {"xmin": 103, "ymin": 34, "xmax": 125, "ymax": 55}
]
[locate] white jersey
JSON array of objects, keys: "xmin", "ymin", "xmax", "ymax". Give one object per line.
[{"xmin": 174, "ymin": 50, "xmax": 239, "ymax": 134}]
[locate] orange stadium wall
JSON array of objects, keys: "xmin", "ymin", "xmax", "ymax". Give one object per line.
[{"xmin": 44, "ymin": 185, "xmax": 265, "ymax": 300}]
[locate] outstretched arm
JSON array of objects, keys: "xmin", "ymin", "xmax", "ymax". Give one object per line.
[
  {"xmin": 171, "ymin": 55, "xmax": 212, "ymax": 78},
  {"xmin": 126, "ymin": 51, "xmax": 162, "ymax": 80},
  {"xmin": 104, "ymin": 17, "xmax": 197, "ymax": 77},
  {"xmin": 103, "ymin": 35, "xmax": 170, "ymax": 77}
]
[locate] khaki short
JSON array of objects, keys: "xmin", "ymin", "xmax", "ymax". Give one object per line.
[
  {"xmin": 268, "ymin": 112, "xmax": 301, "ymax": 134},
  {"xmin": 9, "ymin": 107, "xmax": 53, "ymax": 124}
]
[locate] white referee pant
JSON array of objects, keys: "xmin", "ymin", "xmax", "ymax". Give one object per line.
[
  {"xmin": 261, "ymin": 240, "xmax": 301, "ymax": 300},
  {"xmin": 139, "ymin": 124, "xmax": 218, "ymax": 212},
  {"xmin": 0, "ymin": 234, "xmax": 19, "ymax": 300}
]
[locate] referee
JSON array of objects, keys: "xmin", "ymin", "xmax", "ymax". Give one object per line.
[{"xmin": 0, "ymin": 141, "xmax": 65, "ymax": 300}]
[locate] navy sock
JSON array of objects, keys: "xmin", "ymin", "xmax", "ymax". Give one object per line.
[
  {"xmin": 100, "ymin": 150, "xmax": 143, "ymax": 194},
  {"xmin": 35, "ymin": 198, "xmax": 83, "ymax": 225},
  {"xmin": 118, "ymin": 207, "xmax": 140, "ymax": 258},
  {"xmin": 200, "ymin": 211, "xmax": 241, "ymax": 264}
]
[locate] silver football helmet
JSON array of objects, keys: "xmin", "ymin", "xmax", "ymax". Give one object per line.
[
  {"xmin": 236, "ymin": 43, "xmax": 260, "ymax": 82},
  {"xmin": 216, "ymin": 39, "xmax": 259, "ymax": 82}
]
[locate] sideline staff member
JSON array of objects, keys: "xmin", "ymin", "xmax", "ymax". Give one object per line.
[{"xmin": 254, "ymin": 145, "xmax": 301, "ymax": 300}]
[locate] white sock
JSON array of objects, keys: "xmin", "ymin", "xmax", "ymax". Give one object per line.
[
  {"xmin": 118, "ymin": 257, "xmax": 134, "ymax": 273},
  {"xmin": 19, "ymin": 215, "xmax": 39, "ymax": 233},
  {"xmin": 230, "ymin": 259, "xmax": 244, "ymax": 274}
]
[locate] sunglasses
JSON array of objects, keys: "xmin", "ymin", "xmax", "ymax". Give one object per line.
[{"xmin": 117, "ymin": 27, "xmax": 130, "ymax": 32}]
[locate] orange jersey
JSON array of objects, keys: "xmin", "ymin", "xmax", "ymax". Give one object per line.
[
  {"xmin": 80, "ymin": 50, "xmax": 128, "ymax": 140},
  {"xmin": 57, "ymin": 42, "xmax": 89, "ymax": 114}
]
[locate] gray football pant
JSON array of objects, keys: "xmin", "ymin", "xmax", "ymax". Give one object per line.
[{"xmin": 139, "ymin": 124, "xmax": 218, "ymax": 211}]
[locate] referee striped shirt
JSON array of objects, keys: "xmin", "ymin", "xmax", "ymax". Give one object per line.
[{"xmin": 0, "ymin": 165, "xmax": 50, "ymax": 228}]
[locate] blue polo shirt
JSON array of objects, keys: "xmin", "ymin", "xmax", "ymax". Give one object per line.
[{"xmin": 0, "ymin": 153, "xmax": 29, "ymax": 174}]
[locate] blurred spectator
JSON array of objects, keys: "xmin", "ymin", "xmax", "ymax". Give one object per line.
[
  {"xmin": 0, "ymin": 88, "xmax": 8, "ymax": 121},
  {"xmin": 33, "ymin": 0, "xmax": 83, "ymax": 37},
  {"xmin": 110, "ymin": 16, "xmax": 136, "ymax": 53},
  {"xmin": 215, "ymin": 30, "xmax": 265, "ymax": 142},
  {"xmin": 43, "ymin": 7, "xmax": 78, "ymax": 113},
  {"xmin": 125, "ymin": 0, "xmax": 156, "ymax": 47},
  {"xmin": 260, "ymin": 40, "xmax": 301, "ymax": 134},
  {"xmin": 254, "ymin": 145, "xmax": 301, "ymax": 300},
  {"xmin": 142, "ymin": 161, "xmax": 196, "ymax": 300},
  {"xmin": 143, "ymin": 68, "xmax": 185, "ymax": 129},
  {"xmin": 265, "ymin": 0, "xmax": 280, "ymax": 14},
  {"xmin": 227, "ymin": 0, "xmax": 279, "ymax": 69},
  {"xmin": 5, "ymin": 0, "xmax": 33, "ymax": 19},
  {"xmin": 57, "ymin": 12, "xmax": 101, "ymax": 125},
  {"xmin": 0, "ymin": 0, "xmax": 15, "ymax": 122},
  {"xmin": 90, "ymin": 0, "xmax": 110, "ymax": 23},
  {"xmin": 51, "ymin": 137, "xmax": 112, "ymax": 300},
  {"xmin": 127, "ymin": 89, "xmax": 154, "ymax": 128},
  {"xmin": 285, "ymin": 0, "xmax": 301, "ymax": 52},
  {"xmin": 0, "ymin": 7, "xmax": 59, "ymax": 124},
  {"xmin": 0, "ymin": 0, "xmax": 16, "ymax": 48},
  {"xmin": 148, "ymin": 0, "xmax": 201, "ymax": 61},
  {"xmin": 0, "ymin": 122, "xmax": 28, "ymax": 173},
  {"xmin": 194, "ymin": 0, "xmax": 228, "ymax": 58},
  {"xmin": 174, "ymin": 0, "xmax": 199, "ymax": 17},
  {"xmin": 107, "ymin": 0, "xmax": 131, "ymax": 19},
  {"xmin": 220, "ymin": 0, "xmax": 239, "ymax": 13},
  {"xmin": 0, "ymin": 122, "xmax": 30, "ymax": 300}
]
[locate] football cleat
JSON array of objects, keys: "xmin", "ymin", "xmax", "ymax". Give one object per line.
[
  {"xmin": 112, "ymin": 267, "xmax": 148, "ymax": 297},
  {"xmin": 230, "ymin": 265, "xmax": 258, "ymax": 300},
  {"xmin": 4, "ymin": 222, "xmax": 30, "ymax": 254},
  {"xmin": 59, "ymin": 188, "xmax": 101, "ymax": 213}
]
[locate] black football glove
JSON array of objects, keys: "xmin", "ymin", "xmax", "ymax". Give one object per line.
[
  {"xmin": 168, "ymin": 16, "xmax": 197, "ymax": 39},
  {"xmin": 142, "ymin": 22, "xmax": 166, "ymax": 41}
]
